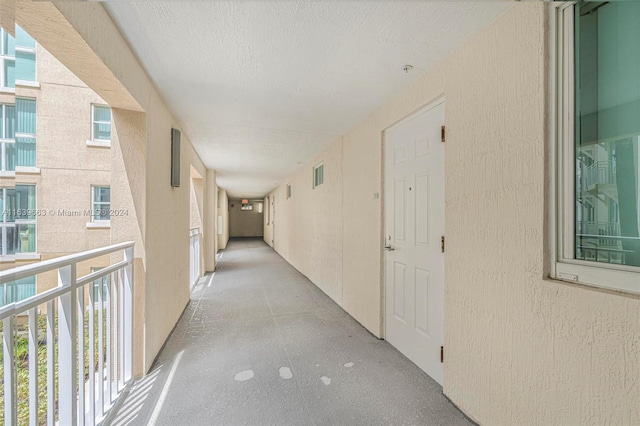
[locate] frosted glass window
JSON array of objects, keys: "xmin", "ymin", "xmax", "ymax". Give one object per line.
[{"xmin": 575, "ymin": 1, "xmax": 640, "ymax": 267}]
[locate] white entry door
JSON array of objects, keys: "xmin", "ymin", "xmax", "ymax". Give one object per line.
[{"xmin": 384, "ymin": 99, "xmax": 445, "ymax": 385}]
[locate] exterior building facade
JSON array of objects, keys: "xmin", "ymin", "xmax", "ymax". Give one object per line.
[{"xmin": 0, "ymin": 25, "xmax": 114, "ymax": 304}]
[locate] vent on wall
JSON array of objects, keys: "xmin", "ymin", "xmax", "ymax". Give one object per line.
[{"xmin": 171, "ymin": 128, "xmax": 181, "ymax": 187}]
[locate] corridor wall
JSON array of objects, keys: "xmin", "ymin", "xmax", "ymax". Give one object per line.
[{"xmin": 265, "ymin": 3, "xmax": 640, "ymax": 425}]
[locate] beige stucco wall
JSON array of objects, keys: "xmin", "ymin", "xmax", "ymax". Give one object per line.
[
  {"xmin": 229, "ymin": 200, "xmax": 263, "ymax": 238},
  {"xmin": 266, "ymin": 4, "xmax": 640, "ymax": 424},
  {"xmin": 217, "ymin": 189, "xmax": 229, "ymax": 250},
  {"xmin": 266, "ymin": 139, "xmax": 344, "ymax": 303}
]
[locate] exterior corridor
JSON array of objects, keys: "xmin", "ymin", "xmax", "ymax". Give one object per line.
[{"xmin": 110, "ymin": 239, "xmax": 471, "ymax": 426}]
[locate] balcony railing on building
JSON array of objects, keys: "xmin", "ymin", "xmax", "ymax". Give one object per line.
[
  {"xmin": 0, "ymin": 242, "xmax": 134, "ymax": 426},
  {"xmin": 189, "ymin": 227, "xmax": 201, "ymax": 289}
]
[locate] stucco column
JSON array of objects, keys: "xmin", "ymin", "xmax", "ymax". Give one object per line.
[
  {"xmin": 110, "ymin": 108, "xmax": 147, "ymax": 377},
  {"xmin": 204, "ymin": 169, "xmax": 217, "ymax": 272}
]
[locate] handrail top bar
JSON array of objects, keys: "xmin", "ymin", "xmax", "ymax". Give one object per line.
[
  {"xmin": 0, "ymin": 241, "xmax": 134, "ymax": 284},
  {"xmin": 0, "ymin": 285, "xmax": 70, "ymax": 320}
]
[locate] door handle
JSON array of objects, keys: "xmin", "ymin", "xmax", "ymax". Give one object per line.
[{"xmin": 384, "ymin": 245, "xmax": 395, "ymax": 251}]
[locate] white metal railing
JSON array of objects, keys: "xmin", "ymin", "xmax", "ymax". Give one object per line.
[
  {"xmin": 189, "ymin": 227, "xmax": 201, "ymax": 289},
  {"xmin": 0, "ymin": 241, "xmax": 134, "ymax": 426},
  {"xmin": 577, "ymin": 221, "xmax": 621, "ymax": 238},
  {"xmin": 583, "ymin": 160, "xmax": 616, "ymax": 189}
]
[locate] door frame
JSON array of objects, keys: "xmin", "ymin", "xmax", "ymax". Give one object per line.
[{"xmin": 380, "ymin": 95, "xmax": 446, "ymax": 340}]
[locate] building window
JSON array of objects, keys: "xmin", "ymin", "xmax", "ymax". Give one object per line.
[
  {"xmin": 286, "ymin": 184, "xmax": 292, "ymax": 199},
  {"xmin": 0, "ymin": 184, "xmax": 36, "ymax": 256},
  {"xmin": 91, "ymin": 186, "xmax": 110, "ymax": 222},
  {"xmin": 0, "ymin": 104, "xmax": 15, "ymax": 172},
  {"xmin": 0, "ymin": 27, "xmax": 15, "ymax": 90},
  {"xmin": 553, "ymin": 1, "xmax": 639, "ymax": 294},
  {"xmin": 16, "ymin": 97, "xmax": 36, "ymax": 167},
  {"xmin": 313, "ymin": 163, "xmax": 324, "ymax": 188},
  {"xmin": 15, "ymin": 26, "xmax": 36, "ymax": 84},
  {"xmin": 91, "ymin": 105, "xmax": 111, "ymax": 142},
  {"xmin": 1, "ymin": 275, "xmax": 36, "ymax": 306}
]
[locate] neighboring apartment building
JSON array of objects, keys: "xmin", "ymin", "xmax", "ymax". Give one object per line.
[{"xmin": 0, "ymin": 25, "xmax": 114, "ymax": 305}]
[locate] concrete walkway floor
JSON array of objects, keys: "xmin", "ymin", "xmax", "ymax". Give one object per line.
[{"xmin": 109, "ymin": 238, "xmax": 472, "ymax": 426}]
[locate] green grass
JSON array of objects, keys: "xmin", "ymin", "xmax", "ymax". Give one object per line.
[{"xmin": 0, "ymin": 311, "xmax": 108, "ymax": 425}]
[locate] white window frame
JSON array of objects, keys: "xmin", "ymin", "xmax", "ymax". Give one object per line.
[
  {"xmin": 313, "ymin": 162, "xmax": 324, "ymax": 188},
  {"xmin": 0, "ymin": 184, "xmax": 37, "ymax": 258},
  {"xmin": 90, "ymin": 104, "xmax": 111, "ymax": 145},
  {"xmin": 15, "ymin": 97, "xmax": 37, "ymax": 169},
  {"xmin": 0, "ymin": 104, "xmax": 15, "ymax": 175},
  {"xmin": 0, "ymin": 28, "xmax": 15, "ymax": 93},
  {"xmin": 550, "ymin": 2, "xmax": 640, "ymax": 295},
  {"xmin": 14, "ymin": 25, "xmax": 37, "ymax": 87},
  {"xmin": 91, "ymin": 185, "xmax": 111, "ymax": 224}
]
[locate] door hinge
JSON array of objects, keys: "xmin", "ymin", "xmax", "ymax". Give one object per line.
[
  {"xmin": 441, "ymin": 236, "xmax": 445, "ymax": 253},
  {"xmin": 441, "ymin": 125, "xmax": 446, "ymax": 142},
  {"xmin": 440, "ymin": 346, "xmax": 444, "ymax": 363}
]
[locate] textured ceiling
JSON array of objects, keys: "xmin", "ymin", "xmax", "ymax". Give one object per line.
[{"xmin": 104, "ymin": 1, "xmax": 511, "ymax": 198}]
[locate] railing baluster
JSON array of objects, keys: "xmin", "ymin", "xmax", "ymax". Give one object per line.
[
  {"xmin": 112, "ymin": 270, "xmax": 119, "ymax": 400},
  {"xmin": 46, "ymin": 300, "xmax": 55, "ymax": 426},
  {"xmin": 77, "ymin": 286, "xmax": 86, "ymax": 426},
  {"xmin": 88, "ymin": 282, "xmax": 96, "ymax": 426},
  {"xmin": 98, "ymin": 274, "xmax": 105, "ymax": 419},
  {"xmin": 28, "ymin": 307, "xmax": 39, "ymax": 426},
  {"xmin": 106, "ymin": 272, "xmax": 112, "ymax": 408},
  {"xmin": 119, "ymin": 267, "xmax": 124, "ymax": 391},
  {"xmin": 58, "ymin": 264, "xmax": 78, "ymax": 425},
  {"xmin": 3, "ymin": 315, "xmax": 17, "ymax": 426},
  {"xmin": 124, "ymin": 246, "xmax": 134, "ymax": 382}
]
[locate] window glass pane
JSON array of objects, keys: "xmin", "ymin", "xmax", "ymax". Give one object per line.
[
  {"xmin": 4, "ymin": 59, "xmax": 14, "ymax": 88},
  {"xmin": 94, "ymin": 186, "xmax": 110, "ymax": 203},
  {"xmin": 15, "ymin": 51, "xmax": 35, "ymax": 82},
  {"xmin": 5, "ymin": 224, "xmax": 16, "ymax": 254},
  {"xmin": 93, "ymin": 106, "xmax": 111, "ymax": 122},
  {"xmin": 16, "ymin": 137, "xmax": 35, "ymax": 167},
  {"xmin": 16, "ymin": 224, "xmax": 35, "ymax": 253},
  {"xmin": 15, "ymin": 26, "xmax": 35, "ymax": 49},
  {"xmin": 2, "ymin": 30, "xmax": 15, "ymax": 56},
  {"xmin": 1, "ymin": 276, "xmax": 36, "ymax": 306},
  {"xmin": 5, "ymin": 188, "xmax": 15, "ymax": 222},
  {"xmin": 16, "ymin": 98, "xmax": 36, "ymax": 133},
  {"xmin": 5, "ymin": 142, "xmax": 15, "ymax": 171},
  {"xmin": 4, "ymin": 105, "xmax": 14, "ymax": 138},
  {"xmin": 575, "ymin": 1, "xmax": 640, "ymax": 267},
  {"xmin": 15, "ymin": 184, "xmax": 35, "ymax": 219},
  {"xmin": 93, "ymin": 122, "xmax": 111, "ymax": 140}
]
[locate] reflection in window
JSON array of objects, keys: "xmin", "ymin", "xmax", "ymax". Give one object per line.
[{"xmin": 575, "ymin": 1, "xmax": 640, "ymax": 267}]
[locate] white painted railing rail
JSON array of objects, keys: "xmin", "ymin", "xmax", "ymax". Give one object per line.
[{"xmin": 0, "ymin": 241, "xmax": 134, "ymax": 426}]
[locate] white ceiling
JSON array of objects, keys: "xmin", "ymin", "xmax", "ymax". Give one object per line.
[{"xmin": 104, "ymin": 1, "xmax": 511, "ymax": 199}]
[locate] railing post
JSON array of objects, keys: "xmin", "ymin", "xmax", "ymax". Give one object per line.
[
  {"xmin": 3, "ymin": 315, "xmax": 17, "ymax": 426},
  {"xmin": 58, "ymin": 264, "xmax": 78, "ymax": 425},
  {"xmin": 123, "ymin": 246, "xmax": 134, "ymax": 382}
]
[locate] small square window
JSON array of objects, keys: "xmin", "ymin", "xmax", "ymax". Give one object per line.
[
  {"xmin": 91, "ymin": 186, "xmax": 110, "ymax": 222},
  {"xmin": 91, "ymin": 105, "xmax": 111, "ymax": 141},
  {"xmin": 313, "ymin": 163, "xmax": 324, "ymax": 188}
]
